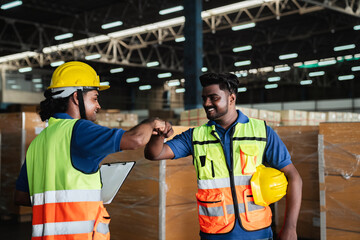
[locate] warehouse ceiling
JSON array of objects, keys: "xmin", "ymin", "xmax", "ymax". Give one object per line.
[{"xmin": 1, "ymin": 0, "xmax": 360, "ymax": 107}]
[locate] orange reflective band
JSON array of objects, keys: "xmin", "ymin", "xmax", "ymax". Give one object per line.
[{"xmin": 32, "ymin": 202, "xmax": 101, "ymax": 225}]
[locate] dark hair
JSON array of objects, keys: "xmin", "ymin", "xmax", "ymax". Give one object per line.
[
  {"xmin": 38, "ymin": 89, "xmax": 93, "ymax": 121},
  {"xmin": 199, "ymin": 73, "xmax": 239, "ymax": 94},
  {"xmin": 39, "ymin": 89, "xmax": 71, "ymax": 121}
]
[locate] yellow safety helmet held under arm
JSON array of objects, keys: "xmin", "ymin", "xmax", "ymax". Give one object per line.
[
  {"xmin": 250, "ymin": 164, "xmax": 288, "ymax": 207},
  {"xmin": 48, "ymin": 61, "xmax": 110, "ymax": 91}
]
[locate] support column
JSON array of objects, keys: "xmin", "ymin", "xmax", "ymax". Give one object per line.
[{"xmin": 183, "ymin": 0, "xmax": 203, "ymax": 110}]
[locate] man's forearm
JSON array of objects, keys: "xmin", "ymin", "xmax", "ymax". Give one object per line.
[{"xmin": 144, "ymin": 135, "xmax": 166, "ymax": 160}]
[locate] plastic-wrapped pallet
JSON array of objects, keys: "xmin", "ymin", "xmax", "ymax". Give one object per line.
[
  {"xmin": 274, "ymin": 126, "xmax": 320, "ymax": 239},
  {"xmin": 101, "ymin": 126, "xmax": 199, "ymax": 240},
  {"xmin": 318, "ymin": 122, "xmax": 360, "ymax": 240}
]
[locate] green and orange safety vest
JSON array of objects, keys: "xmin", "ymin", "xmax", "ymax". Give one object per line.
[
  {"xmin": 26, "ymin": 117, "xmax": 110, "ymax": 240},
  {"xmin": 193, "ymin": 118, "xmax": 272, "ymax": 234}
]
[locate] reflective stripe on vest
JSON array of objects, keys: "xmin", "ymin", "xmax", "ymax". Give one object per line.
[
  {"xmin": 198, "ymin": 176, "xmax": 252, "ymax": 190},
  {"xmin": 32, "ymin": 220, "xmax": 95, "ymax": 237},
  {"xmin": 97, "ymin": 222, "xmax": 110, "ymax": 235},
  {"xmin": 31, "ymin": 189, "xmax": 101, "ymax": 206},
  {"xmin": 193, "ymin": 118, "xmax": 272, "ymax": 234}
]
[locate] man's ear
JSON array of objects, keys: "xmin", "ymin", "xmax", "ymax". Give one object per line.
[
  {"xmin": 229, "ymin": 93, "xmax": 236, "ymax": 105},
  {"xmin": 71, "ymin": 91, "xmax": 79, "ymax": 106}
]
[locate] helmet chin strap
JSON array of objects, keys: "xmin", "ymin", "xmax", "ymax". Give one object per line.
[{"xmin": 76, "ymin": 89, "xmax": 87, "ymax": 120}]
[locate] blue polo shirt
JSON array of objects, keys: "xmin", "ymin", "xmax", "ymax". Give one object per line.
[
  {"xmin": 16, "ymin": 113, "xmax": 125, "ymax": 192},
  {"xmin": 166, "ymin": 110, "xmax": 291, "ymax": 240}
]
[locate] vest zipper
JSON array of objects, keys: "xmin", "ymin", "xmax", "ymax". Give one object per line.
[
  {"xmin": 229, "ymin": 127, "xmax": 241, "ymax": 224},
  {"xmin": 211, "ymin": 129, "xmax": 240, "ymax": 224}
]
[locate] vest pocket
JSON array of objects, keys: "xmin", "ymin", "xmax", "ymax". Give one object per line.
[
  {"xmin": 239, "ymin": 144, "xmax": 259, "ymax": 175},
  {"xmin": 196, "ymin": 191, "xmax": 228, "ymax": 233},
  {"xmin": 242, "ymin": 188, "xmax": 270, "ymax": 224},
  {"xmin": 93, "ymin": 205, "xmax": 111, "ymax": 240}
]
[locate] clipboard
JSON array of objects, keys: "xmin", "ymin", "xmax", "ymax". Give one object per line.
[{"xmin": 100, "ymin": 161, "xmax": 135, "ymax": 204}]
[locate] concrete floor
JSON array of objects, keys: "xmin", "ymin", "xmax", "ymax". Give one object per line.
[{"xmin": 0, "ymin": 219, "xmax": 32, "ymax": 239}]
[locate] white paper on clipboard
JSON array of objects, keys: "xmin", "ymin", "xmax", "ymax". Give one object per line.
[{"xmin": 100, "ymin": 161, "xmax": 135, "ymax": 204}]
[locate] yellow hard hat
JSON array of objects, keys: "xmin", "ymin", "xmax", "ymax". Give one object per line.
[
  {"xmin": 48, "ymin": 61, "xmax": 110, "ymax": 91},
  {"xmin": 250, "ymin": 164, "xmax": 288, "ymax": 207}
]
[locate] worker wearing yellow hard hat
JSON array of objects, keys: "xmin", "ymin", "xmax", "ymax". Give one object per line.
[{"xmin": 15, "ymin": 61, "xmax": 173, "ymax": 240}]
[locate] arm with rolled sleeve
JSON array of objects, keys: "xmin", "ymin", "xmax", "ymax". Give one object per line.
[{"xmin": 265, "ymin": 126, "xmax": 302, "ymax": 240}]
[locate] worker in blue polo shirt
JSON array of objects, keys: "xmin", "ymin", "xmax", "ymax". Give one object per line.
[
  {"xmin": 144, "ymin": 73, "xmax": 302, "ymax": 240},
  {"xmin": 14, "ymin": 61, "xmax": 168, "ymax": 240}
]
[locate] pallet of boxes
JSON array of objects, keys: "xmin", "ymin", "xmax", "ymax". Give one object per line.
[
  {"xmin": 101, "ymin": 126, "xmax": 199, "ymax": 240},
  {"xmin": 318, "ymin": 122, "xmax": 360, "ymax": 240},
  {"xmin": 0, "ymin": 112, "xmax": 46, "ymax": 222},
  {"xmin": 96, "ymin": 109, "xmax": 138, "ymax": 128}
]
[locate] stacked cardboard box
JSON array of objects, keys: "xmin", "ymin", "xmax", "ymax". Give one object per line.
[
  {"xmin": 280, "ymin": 110, "xmax": 308, "ymax": 126},
  {"xmin": 0, "ymin": 112, "xmax": 46, "ymax": 222},
  {"xmin": 179, "ymin": 108, "xmax": 207, "ymax": 126},
  {"xmin": 237, "ymin": 106, "xmax": 259, "ymax": 118},
  {"xmin": 274, "ymin": 126, "xmax": 320, "ymax": 239},
  {"xmin": 96, "ymin": 109, "xmax": 138, "ymax": 128},
  {"xmin": 101, "ymin": 126, "xmax": 199, "ymax": 240},
  {"xmin": 318, "ymin": 123, "xmax": 360, "ymax": 240},
  {"xmin": 307, "ymin": 112, "xmax": 327, "ymax": 126},
  {"xmin": 258, "ymin": 109, "xmax": 281, "ymax": 127}
]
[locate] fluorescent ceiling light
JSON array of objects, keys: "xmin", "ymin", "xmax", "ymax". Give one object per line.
[
  {"xmin": 1, "ymin": 0, "xmax": 22, "ymax": 10},
  {"xmin": 234, "ymin": 60, "xmax": 251, "ymax": 67},
  {"xmin": 201, "ymin": 0, "xmax": 265, "ymax": 18},
  {"xmin": 300, "ymin": 80, "xmax": 312, "ymax": 85},
  {"xmin": 147, "ymin": 61, "xmax": 160, "ymax": 67},
  {"xmin": 274, "ymin": 66, "xmax": 290, "ymax": 72},
  {"xmin": 293, "ymin": 62, "xmax": 303, "ymax": 67},
  {"xmin": 354, "ymin": 25, "xmax": 360, "ymax": 30},
  {"xmin": 279, "ymin": 53, "xmax": 298, "ymax": 60},
  {"xmin": 318, "ymin": 59, "xmax": 337, "ymax": 66},
  {"xmin": 158, "ymin": 72, "xmax": 172, "ymax": 78},
  {"xmin": 202, "ymin": 67, "xmax": 208, "ymax": 72},
  {"xmin": 139, "ymin": 85, "xmax": 151, "ymax": 90},
  {"xmin": 11, "ymin": 85, "xmax": 21, "ymax": 89},
  {"xmin": 233, "ymin": 45, "xmax": 252, "ymax": 52},
  {"xmin": 7, "ymin": 80, "xmax": 16, "ymax": 84},
  {"xmin": 85, "ymin": 54, "xmax": 101, "ymax": 60},
  {"xmin": 110, "ymin": 67, "xmax": 124, "ymax": 73},
  {"xmin": 334, "ymin": 44, "xmax": 356, "ymax": 51},
  {"xmin": 351, "ymin": 66, "xmax": 360, "ymax": 71},
  {"xmin": 19, "ymin": 67, "xmax": 32, "ymax": 73},
  {"xmin": 268, "ymin": 76, "xmax": 280, "ymax": 82},
  {"xmin": 54, "ymin": 33, "xmax": 73, "ymax": 41},
  {"xmin": 126, "ymin": 77, "xmax": 140, "ymax": 83},
  {"xmin": 101, "ymin": 21, "xmax": 123, "ymax": 29},
  {"xmin": 168, "ymin": 80, "xmax": 180, "ymax": 87},
  {"xmin": 34, "ymin": 84, "xmax": 43, "ymax": 88},
  {"xmin": 238, "ymin": 87, "xmax": 247, "ymax": 92},
  {"xmin": 50, "ymin": 61, "xmax": 65, "ymax": 67},
  {"xmin": 304, "ymin": 60, "xmax": 318, "ymax": 65},
  {"xmin": 175, "ymin": 88, "xmax": 185, "ymax": 93},
  {"xmin": 175, "ymin": 37, "xmax": 185, "ymax": 42},
  {"xmin": 159, "ymin": 6, "xmax": 184, "ymax": 15},
  {"xmin": 32, "ymin": 78, "xmax": 42, "ymax": 83},
  {"xmin": 265, "ymin": 83, "xmax": 278, "ymax": 89},
  {"xmin": 338, "ymin": 75, "xmax": 355, "ymax": 81},
  {"xmin": 309, "ymin": 71, "xmax": 325, "ymax": 77},
  {"xmin": 232, "ymin": 22, "xmax": 256, "ymax": 31}
]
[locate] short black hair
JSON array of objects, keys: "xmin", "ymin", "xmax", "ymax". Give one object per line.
[{"xmin": 199, "ymin": 73, "xmax": 239, "ymax": 94}]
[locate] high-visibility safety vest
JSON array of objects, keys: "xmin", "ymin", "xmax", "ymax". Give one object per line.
[
  {"xmin": 193, "ymin": 118, "xmax": 272, "ymax": 234},
  {"xmin": 26, "ymin": 117, "xmax": 110, "ymax": 240}
]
